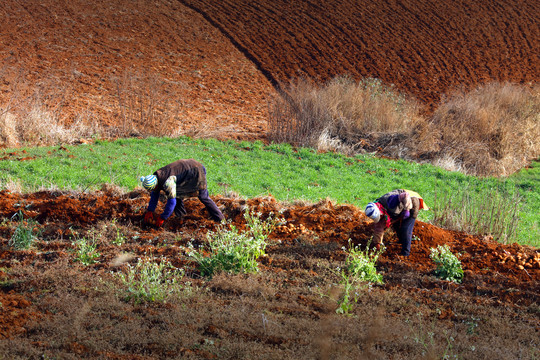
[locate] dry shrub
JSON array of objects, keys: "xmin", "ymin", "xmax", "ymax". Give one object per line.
[
  {"xmin": 427, "ymin": 82, "xmax": 540, "ymax": 176},
  {"xmin": 0, "ymin": 66, "xmax": 184, "ymax": 148},
  {"xmin": 0, "ymin": 106, "xmax": 95, "ymax": 148},
  {"xmin": 270, "ymin": 77, "xmax": 538, "ymax": 177},
  {"xmin": 268, "ymin": 76, "xmax": 424, "ymax": 155},
  {"xmin": 0, "ymin": 110, "xmax": 19, "ymax": 147},
  {"xmin": 113, "ymin": 70, "xmax": 183, "ymax": 137}
]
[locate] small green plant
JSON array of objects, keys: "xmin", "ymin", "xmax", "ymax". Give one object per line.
[
  {"xmin": 335, "ymin": 274, "xmax": 359, "ymax": 315},
  {"xmin": 335, "ymin": 239, "xmax": 383, "ymax": 315},
  {"xmin": 344, "ymin": 240, "xmax": 384, "ymax": 284},
  {"xmin": 466, "ymin": 316, "xmax": 480, "ymax": 335},
  {"xmin": 8, "ymin": 211, "xmax": 39, "ymax": 250},
  {"xmin": 73, "ymin": 236, "xmax": 101, "ymax": 265},
  {"xmin": 430, "ymin": 245, "xmax": 464, "ymax": 283},
  {"xmin": 115, "ymin": 257, "xmax": 187, "ymax": 304},
  {"xmin": 406, "ymin": 313, "xmax": 459, "ymax": 359},
  {"xmin": 189, "ymin": 209, "xmax": 282, "ymax": 277},
  {"xmin": 110, "ymin": 220, "xmax": 127, "ymax": 245}
]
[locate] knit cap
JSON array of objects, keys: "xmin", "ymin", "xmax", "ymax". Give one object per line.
[
  {"xmin": 365, "ymin": 202, "xmax": 381, "ymax": 223},
  {"xmin": 140, "ymin": 175, "xmax": 157, "ymax": 190}
]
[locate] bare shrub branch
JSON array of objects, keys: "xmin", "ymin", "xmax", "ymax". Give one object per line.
[{"xmin": 113, "ymin": 70, "xmax": 183, "ymax": 137}]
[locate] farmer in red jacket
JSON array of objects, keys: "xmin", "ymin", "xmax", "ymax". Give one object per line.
[
  {"xmin": 365, "ymin": 189, "xmax": 428, "ymax": 256},
  {"xmin": 140, "ymin": 159, "xmax": 224, "ymax": 227}
]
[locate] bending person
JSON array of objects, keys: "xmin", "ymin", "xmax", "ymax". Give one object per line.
[
  {"xmin": 365, "ymin": 189, "xmax": 428, "ymax": 256},
  {"xmin": 140, "ymin": 159, "xmax": 224, "ymax": 227}
]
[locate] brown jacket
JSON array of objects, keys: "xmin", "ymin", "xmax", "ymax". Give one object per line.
[
  {"xmin": 376, "ymin": 189, "xmax": 417, "ymax": 218},
  {"xmin": 153, "ymin": 159, "xmax": 207, "ymax": 199}
]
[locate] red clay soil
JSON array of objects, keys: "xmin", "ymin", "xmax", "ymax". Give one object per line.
[
  {"xmin": 0, "ymin": 0, "xmax": 274, "ymax": 139},
  {"xmin": 181, "ymin": 0, "xmax": 540, "ymax": 111},
  {"xmin": 1, "ymin": 0, "xmax": 538, "ymax": 139},
  {"xmin": 0, "ymin": 189, "xmax": 538, "ymax": 340}
]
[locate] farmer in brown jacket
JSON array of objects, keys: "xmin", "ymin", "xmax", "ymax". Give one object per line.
[
  {"xmin": 365, "ymin": 189, "xmax": 428, "ymax": 256},
  {"xmin": 140, "ymin": 159, "xmax": 225, "ymax": 227}
]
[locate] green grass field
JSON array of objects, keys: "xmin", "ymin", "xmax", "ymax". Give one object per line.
[{"xmin": 1, "ymin": 136, "xmax": 538, "ymax": 246}]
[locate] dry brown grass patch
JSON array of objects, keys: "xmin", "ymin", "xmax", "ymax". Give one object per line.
[
  {"xmin": 269, "ymin": 76, "xmax": 424, "ymax": 156},
  {"xmin": 427, "ymin": 82, "xmax": 540, "ymax": 176}
]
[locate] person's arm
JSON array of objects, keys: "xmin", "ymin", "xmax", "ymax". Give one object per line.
[
  {"xmin": 410, "ymin": 197, "xmax": 420, "ymax": 219},
  {"xmin": 160, "ymin": 198, "xmax": 177, "ymax": 220},
  {"xmin": 398, "ymin": 192, "xmax": 412, "ymax": 218},
  {"xmin": 147, "ymin": 191, "xmax": 160, "ymax": 212},
  {"xmin": 158, "ymin": 175, "xmax": 178, "ymax": 221}
]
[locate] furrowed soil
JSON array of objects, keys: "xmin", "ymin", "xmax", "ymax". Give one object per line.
[
  {"xmin": 1, "ymin": 0, "xmax": 539, "ymax": 358},
  {"xmin": 1, "ymin": 0, "xmax": 538, "ymax": 135},
  {"xmin": 0, "ymin": 189, "xmax": 538, "ymax": 358}
]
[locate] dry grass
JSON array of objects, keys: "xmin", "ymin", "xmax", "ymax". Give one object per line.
[
  {"xmin": 431, "ymin": 185, "xmax": 523, "ymax": 243},
  {"xmin": 0, "ymin": 67, "xmax": 187, "ymax": 148},
  {"xmin": 269, "ymin": 77, "xmax": 539, "ymax": 177},
  {"xmin": 268, "ymin": 76, "xmax": 424, "ymax": 156},
  {"xmin": 426, "ymin": 82, "xmax": 540, "ymax": 176},
  {"xmin": 0, "ymin": 241, "xmax": 537, "ymax": 359}
]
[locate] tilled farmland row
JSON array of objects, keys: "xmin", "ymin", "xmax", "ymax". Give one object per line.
[{"xmin": 181, "ymin": 0, "xmax": 540, "ymax": 109}]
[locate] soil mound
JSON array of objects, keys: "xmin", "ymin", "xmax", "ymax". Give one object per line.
[{"xmin": 0, "ymin": 190, "xmax": 538, "ymax": 342}]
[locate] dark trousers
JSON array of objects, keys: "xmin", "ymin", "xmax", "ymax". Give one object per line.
[
  {"xmin": 395, "ymin": 217, "xmax": 416, "ymax": 256},
  {"xmin": 174, "ymin": 189, "xmax": 224, "ymax": 222}
]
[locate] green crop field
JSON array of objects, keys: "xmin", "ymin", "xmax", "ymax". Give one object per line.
[{"xmin": 1, "ymin": 136, "xmax": 538, "ymax": 246}]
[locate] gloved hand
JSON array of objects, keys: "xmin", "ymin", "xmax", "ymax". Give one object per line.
[
  {"xmin": 402, "ymin": 210, "xmax": 410, "ymax": 219},
  {"xmin": 155, "ymin": 216, "xmax": 165, "ymax": 228},
  {"xmin": 144, "ymin": 211, "xmax": 155, "ymax": 224}
]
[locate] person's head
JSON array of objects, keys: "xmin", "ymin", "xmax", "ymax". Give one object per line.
[
  {"xmin": 140, "ymin": 175, "xmax": 157, "ymax": 191},
  {"xmin": 399, "ymin": 191, "xmax": 412, "ymax": 209},
  {"xmin": 365, "ymin": 202, "xmax": 381, "ymax": 223}
]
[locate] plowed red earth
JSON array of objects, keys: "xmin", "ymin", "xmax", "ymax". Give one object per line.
[
  {"xmin": 1, "ymin": 0, "xmax": 538, "ymax": 137},
  {"xmin": 0, "ymin": 0, "xmax": 274, "ymax": 139},
  {"xmin": 182, "ymin": 0, "xmax": 539, "ymax": 110},
  {"xmin": 0, "ymin": 190, "xmax": 538, "ymax": 346}
]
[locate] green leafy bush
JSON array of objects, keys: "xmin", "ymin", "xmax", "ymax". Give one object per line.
[
  {"xmin": 430, "ymin": 245, "xmax": 464, "ymax": 283},
  {"xmin": 73, "ymin": 236, "xmax": 101, "ymax": 266},
  {"xmin": 189, "ymin": 209, "xmax": 282, "ymax": 277},
  {"xmin": 116, "ymin": 257, "xmax": 187, "ymax": 304},
  {"xmin": 343, "ymin": 240, "xmax": 384, "ymax": 284}
]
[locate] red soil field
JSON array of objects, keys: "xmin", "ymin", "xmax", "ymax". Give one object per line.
[
  {"xmin": 0, "ymin": 190, "xmax": 538, "ymax": 357},
  {"xmin": 181, "ymin": 0, "xmax": 539, "ymax": 110},
  {"xmin": 1, "ymin": 0, "xmax": 538, "ymax": 136},
  {"xmin": 0, "ymin": 0, "xmax": 274, "ymax": 139}
]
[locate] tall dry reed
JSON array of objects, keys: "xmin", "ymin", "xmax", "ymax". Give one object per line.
[{"xmin": 431, "ymin": 185, "xmax": 523, "ymax": 243}]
